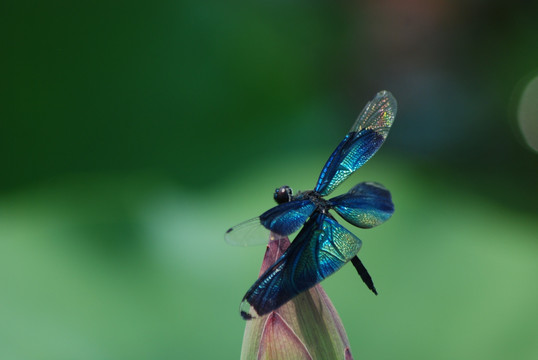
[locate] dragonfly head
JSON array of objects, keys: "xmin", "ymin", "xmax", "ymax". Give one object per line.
[{"xmin": 274, "ymin": 186, "xmax": 293, "ymax": 204}]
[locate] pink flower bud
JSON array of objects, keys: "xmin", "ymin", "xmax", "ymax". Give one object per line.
[{"xmin": 241, "ymin": 234, "xmax": 354, "ymax": 360}]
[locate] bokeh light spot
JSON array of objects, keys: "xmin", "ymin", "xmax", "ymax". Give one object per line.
[{"xmin": 517, "ymin": 75, "xmax": 538, "ymax": 152}]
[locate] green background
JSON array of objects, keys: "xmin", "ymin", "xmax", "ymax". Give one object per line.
[{"xmin": 1, "ymin": 1, "xmax": 537, "ymax": 359}]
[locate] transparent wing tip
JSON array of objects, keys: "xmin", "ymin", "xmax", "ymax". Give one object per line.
[
  {"xmin": 240, "ymin": 299, "xmax": 260, "ymax": 320},
  {"xmin": 377, "ymin": 89, "xmax": 392, "ymax": 97},
  {"xmin": 224, "ymin": 217, "xmax": 270, "ymax": 247},
  {"xmin": 373, "ymin": 90, "xmax": 397, "ymax": 113},
  {"xmin": 352, "ymin": 90, "xmax": 397, "ymax": 133},
  {"xmin": 376, "ymin": 89, "xmax": 394, "ymax": 99},
  {"xmin": 377, "ymin": 90, "xmax": 397, "ymax": 111},
  {"xmin": 377, "ymin": 90, "xmax": 390, "ymax": 96}
]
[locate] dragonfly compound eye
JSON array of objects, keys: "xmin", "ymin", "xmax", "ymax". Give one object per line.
[{"xmin": 274, "ymin": 186, "xmax": 292, "ymax": 204}]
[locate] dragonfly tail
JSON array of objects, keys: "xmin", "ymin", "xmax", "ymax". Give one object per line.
[{"xmin": 351, "ymin": 256, "xmax": 378, "ymax": 295}]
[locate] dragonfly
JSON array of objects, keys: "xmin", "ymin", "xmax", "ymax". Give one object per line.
[{"xmin": 226, "ymin": 90, "xmax": 397, "ymax": 320}]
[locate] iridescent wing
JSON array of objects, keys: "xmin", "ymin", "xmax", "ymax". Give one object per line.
[
  {"xmin": 259, "ymin": 200, "xmax": 316, "ymax": 235},
  {"xmin": 314, "ymin": 91, "xmax": 397, "ymax": 196},
  {"xmin": 329, "ymin": 182, "xmax": 394, "ymax": 229},
  {"xmin": 240, "ymin": 212, "xmax": 362, "ymax": 319},
  {"xmin": 225, "ymin": 200, "xmax": 316, "ymax": 246}
]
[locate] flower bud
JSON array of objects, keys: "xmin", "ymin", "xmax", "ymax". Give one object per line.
[{"xmin": 241, "ymin": 234, "xmax": 354, "ymax": 360}]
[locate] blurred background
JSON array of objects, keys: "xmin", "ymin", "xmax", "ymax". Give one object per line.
[{"xmin": 1, "ymin": 1, "xmax": 537, "ymax": 359}]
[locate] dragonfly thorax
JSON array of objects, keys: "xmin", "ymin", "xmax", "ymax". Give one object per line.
[
  {"xmin": 293, "ymin": 190, "xmax": 331, "ymax": 212},
  {"xmin": 275, "ymin": 186, "xmax": 331, "ymax": 214}
]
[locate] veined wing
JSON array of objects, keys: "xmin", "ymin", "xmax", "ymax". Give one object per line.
[
  {"xmin": 259, "ymin": 199, "xmax": 316, "ymax": 235},
  {"xmin": 240, "ymin": 212, "xmax": 362, "ymax": 319},
  {"xmin": 329, "ymin": 182, "xmax": 394, "ymax": 229},
  {"xmin": 225, "ymin": 217, "xmax": 273, "ymax": 246},
  {"xmin": 225, "ymin": 200, "xmax": 316, "ymax": 246},
  {"xmin": 314, "ymin": 91, "xmax": 397, "ymax": 196}
]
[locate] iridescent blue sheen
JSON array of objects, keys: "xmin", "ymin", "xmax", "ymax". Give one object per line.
[
  {"xmin": 231, "ymin": 91, "xmax": 398, "ymax": 319},
  {"xmin": 259, "ymin": 200, "xmax": 316, "ymax": 236},
  {"xmin": 241, "ymin": 212, "xmax": 362, "ymax": 318},
  {"xmin": 315, "ymin": 91, "xmax": 396, "ymax": 196},
  {"xmin": 315, "ymin": 129, "xmax": 384, "ymax": 196},
  {"xmin": 329, "ymin": 182, "xmax": 394, "ymax": 229}
]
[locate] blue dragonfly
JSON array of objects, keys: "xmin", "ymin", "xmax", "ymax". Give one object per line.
[{"xmin": 226, "ymin": 91, "xmax": 397, "ymax": 320}]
